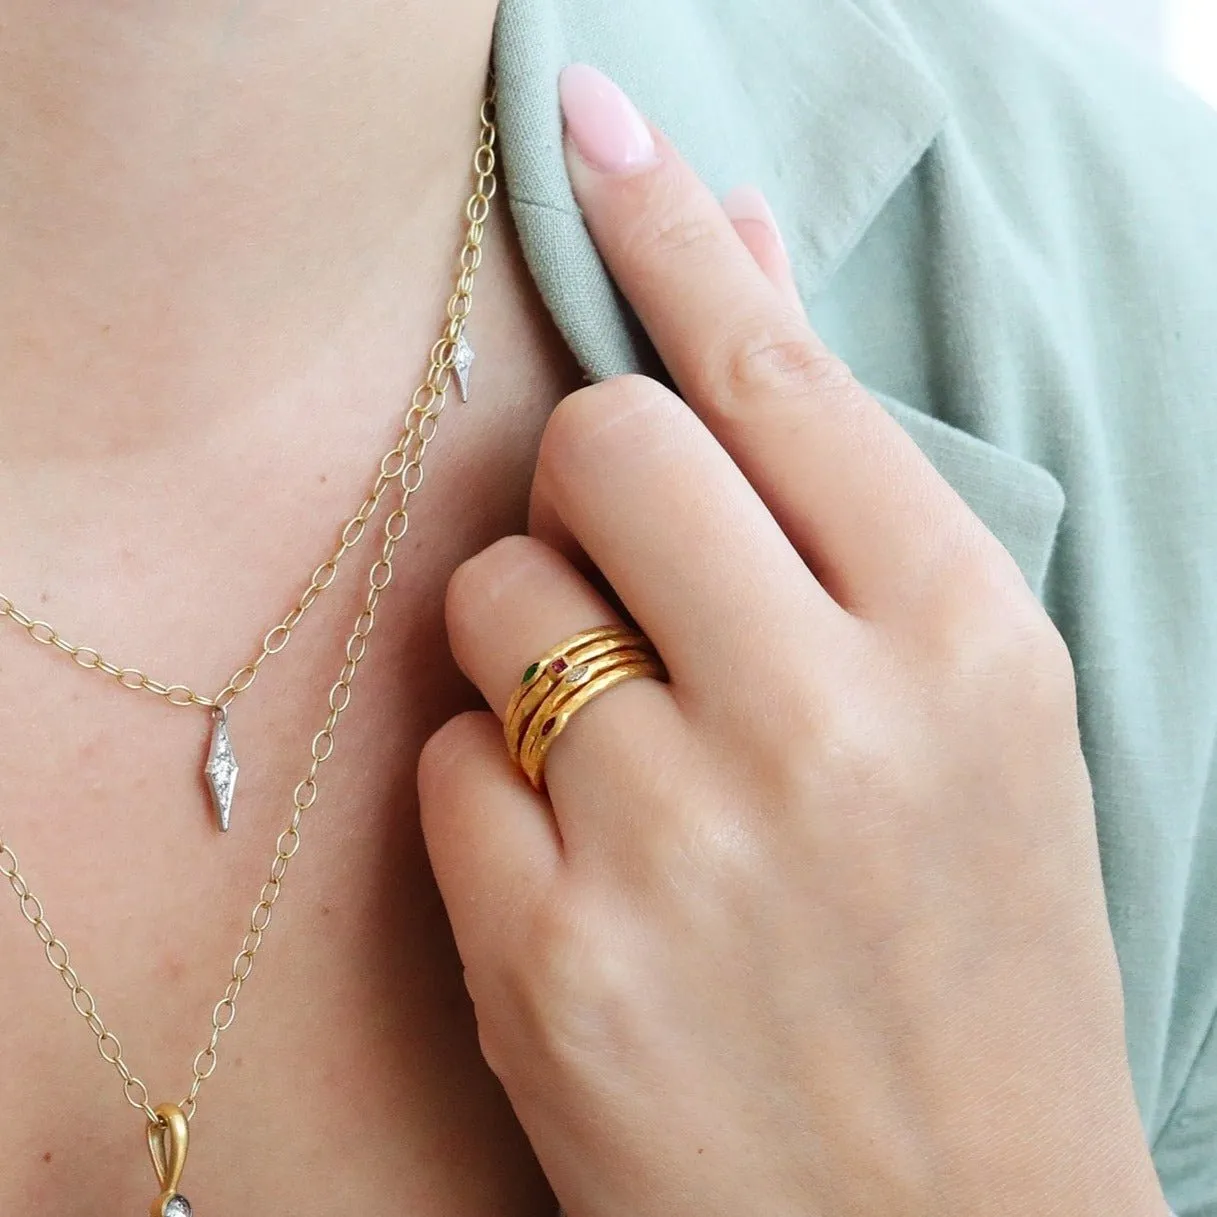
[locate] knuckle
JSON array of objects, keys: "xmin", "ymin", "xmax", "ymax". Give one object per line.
[
  {"xmin": 547, "ymin": 375, "xmax": 670, "ymax": 445},
  {"xmin": 933, "ymin": 579, "xmax": 1078, "ymax": 716},
  {"xmin": 416, "ymin": 711, "xmax": 493, "ymax": 806},
  {"xmin": 646, "ymin": 209, "xmax": 722, "ymax": 262},
  {"xmin": 733, "ymin": 672, "xmax": 901, "ymax": 829},
  {"xmin": 781, "ymin": 709, "xmax": 898, "ymax": 814},
  {"xmin": 1004, "ymin": 610, "xmax": 1078, "ymax": 707},
  {"xmin": 916, "ymin": 525, "xmax": 1044, "ymax": 634},
  {"xmin": 485, "ymin": 897, "xmax": 636, "ymax": 1086},
  {"xmin": 635, "ymin": 799, "xmax": 749, "ymax": 889},
  {"xmin": 921, "ymin": 536, "xmax": 1011, "ymax": 622},
  {"xmin": 539, "ymin": 375, "xmax": 676, "ymax": 473},
  {"xmin": 718, "ymin": 324, "xmax": 854, "ymax": 408},
  {"xmin": 446, "ymin": 534, "xmax": 548, "ymax": 626}
]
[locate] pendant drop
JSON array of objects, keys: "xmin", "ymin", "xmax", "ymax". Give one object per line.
[
  {"xmin": 204, "ymin": 707, "xmax": 239, "ymax": 833},
  {"xmin": 453, "ymin": 329, "xmax": 475, "ymax": 403},
  {"xmin": 147, "ymin": 1104, "xmax": 193, "ymax": 1217}
]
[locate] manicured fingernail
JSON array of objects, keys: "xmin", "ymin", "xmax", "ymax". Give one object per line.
[
  {"xmin": 722, "ymin": 185, "xmax": 787, "ymax": 255},
  {"xmin": 559, "ymin": 64, "xmax": 658, "ymax": 175}
]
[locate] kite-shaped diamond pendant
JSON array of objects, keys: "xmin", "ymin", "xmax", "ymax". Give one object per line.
[
  {"xmin": 204, "ymin": 709, "xmax": 239, "ymax": 833},
  {"xmin": 453, "ymin": 330, "xmax": 475, "ymax": 403}
]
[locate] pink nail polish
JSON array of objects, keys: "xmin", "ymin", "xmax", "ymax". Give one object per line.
[
  {"xmin": 722, "ymin": 185, "xmax": 787, "ymax": 255},
  {"xmin": 559, "ymin": 64, "xmax": 658, "ymax": 175}
]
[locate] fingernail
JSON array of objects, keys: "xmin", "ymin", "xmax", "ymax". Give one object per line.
[
  {"xmin": 722, "ymin": 185, "xmax": 787, "ymax": 255},
  {"xmin": 559, "ymin": 64, "xmax": 658, "ymax": 175}
]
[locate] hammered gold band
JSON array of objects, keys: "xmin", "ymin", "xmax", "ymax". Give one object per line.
[{"xmin": 503, "ymin": 626, "xmax": 664, "ymax": 792}]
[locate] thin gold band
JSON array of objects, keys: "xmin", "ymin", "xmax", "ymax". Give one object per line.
[
  {"xmin": 503, "ymin": 626, "xmax": 648, "ymax": 763},
  {"xmin": 520, "ymin": 658, "xmax": 664, "ymax": 792},
  {"xmin": 503, "ymin": 625, "xmax": 664, "ymax": 793},
  {"xmin": 516, "ymin": 647, "xmax": 657, "ymax": 768},
  {"xmin": 503, "ymin": 625, "xmax": 641, "ymax": 753}
]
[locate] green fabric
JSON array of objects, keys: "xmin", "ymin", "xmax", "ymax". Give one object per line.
[{"xmin": 492, "ymin": 0, "xmax": 1217, "ymax": 1211}]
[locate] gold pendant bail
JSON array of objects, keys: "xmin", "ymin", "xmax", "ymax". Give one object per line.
[{"xmin": 146, "ymin": 1103, "xmax": 193, "ymax": 1216}]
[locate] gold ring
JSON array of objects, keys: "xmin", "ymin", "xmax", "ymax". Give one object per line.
[
  {"xmin": 503, "ymin": 625, "xmax": 664, "ymax": 792},
  {"xmin": 503, "ymin": 625, "xmax": 650, "ymax": 762}
]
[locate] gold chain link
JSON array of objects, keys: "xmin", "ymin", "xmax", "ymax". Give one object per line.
[{"xmin": 0, "ymin": 91, "xmax": 497, "ymax": 1125}]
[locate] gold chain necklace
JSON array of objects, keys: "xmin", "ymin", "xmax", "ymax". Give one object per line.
[
  {"xmin": 0, "ymin": 117, "xmax": 485, "ymax": 834},
  {"xmin": 0, "ymin": 91, "xmax": 497, "ymax": 1217}
]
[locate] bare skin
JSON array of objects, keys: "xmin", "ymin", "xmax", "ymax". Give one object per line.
[{"xmin": 0, "ymin": 2, "xmax": 579, "ymax": 1213}]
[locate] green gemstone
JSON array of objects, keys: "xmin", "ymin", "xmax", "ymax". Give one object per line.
[{"xmin": 522, "ymin": 662, "xmax": 539, "ymax": 684}]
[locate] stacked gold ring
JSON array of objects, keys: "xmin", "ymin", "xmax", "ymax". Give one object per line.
[{"xmin": 503, "ymin": 625, "xmax": 665, "ymax": 792}]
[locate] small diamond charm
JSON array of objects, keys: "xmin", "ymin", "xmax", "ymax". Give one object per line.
[
  {"xmin": 453, "ymin": 330, "xmax": 475, "ymax": 403},
  {"xmin": 204, "ymin": 708, "xmax": 239, "ymax": 833},
  {"xmin": 160, "ymin": 1195, "xmax": 193, "ymax": 1217}
]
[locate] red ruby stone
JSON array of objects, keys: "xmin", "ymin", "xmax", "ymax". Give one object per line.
[
  {"xmin": 541, "ymin": 718, "xmax": 556, "ymax": 736},
  {"xmin": 549, "ymin": 658, "xmax": 569, "ymax": 676}
]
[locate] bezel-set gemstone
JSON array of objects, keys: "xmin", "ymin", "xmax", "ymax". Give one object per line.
[
  {"xmin": 522, "ymin": 662, "xmax": 539, "ymax": 684},
  {"xmin": 162, "ymin": 1195, "xmax": 193, "ymax": 1217},
  {"xmin": 540, "ymin": 718, "xmax": 556, "ymax": 737},
  {"xmin": 564, "ymin": 664, "xmax": 589, "ymax": 684},
  {"xmin": 549, "ymin": 658, "xmax": 569, "ymax": 676}
]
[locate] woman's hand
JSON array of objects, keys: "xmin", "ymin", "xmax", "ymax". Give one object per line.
[{"xmin": 418, "ymin": 65, "xmax": 1167, "ymax": 1217}]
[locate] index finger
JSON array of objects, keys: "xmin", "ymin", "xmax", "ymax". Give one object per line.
[{"xmin": 559, "ymin": 65, "xmax": 1010, "ymax": 618}]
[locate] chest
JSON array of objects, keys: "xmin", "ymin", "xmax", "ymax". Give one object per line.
[{"xmin": 0, "ymin": 224, "xmax": 582, "ymax": 1214}]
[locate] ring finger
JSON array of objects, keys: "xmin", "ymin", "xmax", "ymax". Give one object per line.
[{"xmin": 445, "ymin": 533, "xmax": 683, "ymax": 834}]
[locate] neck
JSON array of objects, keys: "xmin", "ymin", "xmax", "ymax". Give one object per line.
[{"xmin": 0, "ymin": 0, "xmax": 499, "ymax": 459}]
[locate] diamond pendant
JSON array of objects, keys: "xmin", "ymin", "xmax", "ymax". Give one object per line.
[
  {"xmin": 147, "ymin": 1104, "xmax": 193, "ymax": 1217},
  {"xmin": 204, "ymin": 708, "xmax": 239, "ymax": 833},
  {"xmin": 453, "ymin": 329, "xmax": 475, "ymax": 403}
]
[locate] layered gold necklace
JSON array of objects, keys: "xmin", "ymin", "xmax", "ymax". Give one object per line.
[{"xmin": 0, "ymin": 90, "xmax": 497, "ymax": 1215}]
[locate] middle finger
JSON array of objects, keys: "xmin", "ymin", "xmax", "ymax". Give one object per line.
[
  {"xmin": 530, "ymin": 373, "xmax": 842, "ymax": 695},
  {"xmin": 558, "ymin": 64, "xmax": 998, "ymax": 618}
]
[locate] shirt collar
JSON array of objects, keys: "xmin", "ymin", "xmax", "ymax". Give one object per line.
[{"xmin": 492, "ymin": 0, "xmax": 949, "ymax": 379}]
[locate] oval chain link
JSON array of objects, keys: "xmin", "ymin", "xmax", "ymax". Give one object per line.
[
  {"xmin": 0, "ymin": 91, "xmax": 497, "ymax": 1124},
  {"xmin": 0, "ymin": 94, "xmax": 497, "ymax": 715}
]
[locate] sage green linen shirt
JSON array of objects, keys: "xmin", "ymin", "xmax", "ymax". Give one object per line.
[{"xmin": 491, "ymin": 0, "xmax": 1217, "ymax": 1210}]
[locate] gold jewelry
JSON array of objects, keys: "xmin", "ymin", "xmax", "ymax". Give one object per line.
[
  {"xmin": 146, "ymin": 1104, "xmax": 191, "ymax": 1217},
  {"xmin": 519, "ymin": 655, "xmax": 663, "ymax": 790},
  {"xmin": 0, "ymin": 107, "xmax": 492, "ymax": 834},
  {"xmin": 0, "ymin": 88, "xmax": 497, "ymax": 1214},
  {"xmin": 503, "ymin": 625, "xmax": 651, "ymax": 762},
  {"xmin": 504, "ymin": 627, "xmax": 664, "ymax": 792}
]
